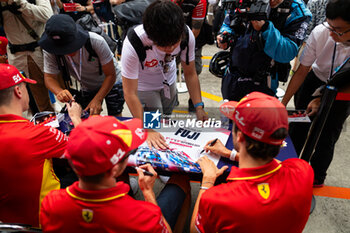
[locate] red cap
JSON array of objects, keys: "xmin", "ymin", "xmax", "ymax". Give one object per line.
[
  {"xmin": 0, "ymin": 64, "xmax": 37, "ymax": 90},
  {"xmin": 65, "ymin": 116, "xmax": 147, "ymax": 176},
  {"xmin": 220, "ymin": 92, "xmax": 288, "ymax": 145},
  {"xmin": 0, "ymin": 36, "xmax": 8, "ymax": 55}
]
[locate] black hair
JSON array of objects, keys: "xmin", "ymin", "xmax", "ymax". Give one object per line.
[
  {"xmin": 0, "ymin": 86, "xmax": 15, "ymax": 106},
  {"xmin": 79, "ymin": 172, "xmax": 106, "ymax": 184},
  {"xmin": 234, "ymin": 124, "xmax": 288, "ymax": 160},
  {"xmin": 143, "ymin": 0, "xmax": 185, "ymax": 47},
  {"xmin": 326, "ymin": 0, "xmax": 350, "ymax": 23}
]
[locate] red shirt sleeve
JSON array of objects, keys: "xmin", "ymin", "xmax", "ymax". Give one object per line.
[{"xmin": 33, "ymin": 126, "xmax": 68, "ymax": 159}]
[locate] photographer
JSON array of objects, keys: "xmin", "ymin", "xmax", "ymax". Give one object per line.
[
  {"xmin": 217, "ymin": 0, "xmax": 311, "ymax": 101},
  {"xmin": 0, "ymin": 0, "xmax": 54, "ymax": 112}
]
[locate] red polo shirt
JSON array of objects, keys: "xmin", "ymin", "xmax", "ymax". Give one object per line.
[
  {"xmin": 0, "ymin": 114, "xmax": 68, "ymax": 227},
  {"xmin": 40, "ymin": 181, "xmax": 169, "ymax": 233},
  {"xmin": 195, "ymin": 159, "xmax": 314, "ymax": 233}
]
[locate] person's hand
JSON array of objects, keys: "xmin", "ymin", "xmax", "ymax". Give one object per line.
[
  {"xmin": 204, "ymin": 139, "xmax": 231, "ymax": 158},
  {"xmin": 197, "ymin": 156, "xmax": 228, "ymax": 184},
  {"xmin": 75, "ymin": 3, "xmax": 85, "ymax": 11},
  {"xmin": 85, "ymin": 98, "xmax": 102, "ymax": 115},
  {"xmin": 251, "ymin": 20, "xmax": 266, "ymax": 31},
  {"xmin": 196, "ymin": 107, "xmax": 208, "ymax": 122},
  {"xmin": 137, "ymin": 163, "xmax": 157, "ymax": 193},
  {"xmin": 216, "ymin": 34, "xmax": 228, "ymax": 50},
  {"xmin": 56, "ymin": 89, "xmax": 73, "ymax": 103},
  {"xmin": 306, "ymin": 97, "xmax": 321, "ymax": 116},
  {"xmin": 67, "ymin": 102, "xmax": 82, "ymax": 126},
  {"xmin": 146, "ymin": 129, "xmax": 169, "ymax": 150},
  {"xmin": 110, "ymin": 0, "xmax": 125, "ymax": 5}
]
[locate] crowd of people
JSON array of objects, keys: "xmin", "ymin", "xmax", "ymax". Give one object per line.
[{"xmin": 0, "ymin": 0, "xmax": 350, "ymax": 231}]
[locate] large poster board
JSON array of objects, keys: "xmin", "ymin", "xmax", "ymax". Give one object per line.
[{"xmin": 128, "ymin": 125, "xmax": 230, "ymax": 173}]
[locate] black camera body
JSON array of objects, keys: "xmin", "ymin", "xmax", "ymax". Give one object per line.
[
  {"xmin": 219, "ymin": 0, "xmax": 271, "ymax": 46},
  {"xmin": 222, "ymin": 0, "xmax": 271, "ymax": 21}
]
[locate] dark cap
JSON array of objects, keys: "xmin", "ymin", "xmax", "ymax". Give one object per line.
[{"xmin": 38, "ymin": 14, "xmax": 89, "ymax": 55}]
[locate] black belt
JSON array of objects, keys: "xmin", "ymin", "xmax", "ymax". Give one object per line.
[{"xmin": 8, "ymin": 41, "xmax": 39, "ymax": 54}]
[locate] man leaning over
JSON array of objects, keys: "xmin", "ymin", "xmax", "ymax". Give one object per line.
[
  {"xmin": 39, "ymin": 14, "xmax": 124, "ymax": 116},
  {"xmin": 121, "ymin": 0, "xmax": 208, "ymax": 149}
]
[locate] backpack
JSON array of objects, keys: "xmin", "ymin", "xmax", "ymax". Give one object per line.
[
  {"xmin": 76, "ymin": 14, "xmax": 118, "ymax": 53},
  {"xmin": 127, "ymin": 26, "xmax": 190, "ymax": 70},
  {"xmin": 112, "ymin": 0, "xmax": 156, "ymax": 40},
  {"xmin": 92, "ymin": 0, "xmax": 115, "ymax": 23}
]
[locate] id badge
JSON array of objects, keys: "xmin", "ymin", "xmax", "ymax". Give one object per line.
[{"xmin": 163, "ymin": 83, "xmax": 171, "ymax": 99}]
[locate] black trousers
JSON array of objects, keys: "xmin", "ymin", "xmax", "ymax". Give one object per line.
[
  {"xmin": 70, "ymin": 82, "xmax": 124, "ymax": 116},
  {"xmin": 289, "ymin": 70, "xmax": 350, "ymax": 182}
]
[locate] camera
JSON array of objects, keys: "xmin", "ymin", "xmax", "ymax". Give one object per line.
[{"xmin": 222, "ymin": 0, "xmax": 271, "ymax": 21}]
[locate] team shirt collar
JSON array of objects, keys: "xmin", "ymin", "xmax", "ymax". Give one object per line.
[
  {"xmin": 66, "ymin": 181, "xmax": 130, "ymax": 202},
  {"xmin": 227, "ymin": 159, "xmax": 282, "ymax": 181},
  {"xmin": 0, "ymin": 114, "xmax": 28, "ymax": 123}
]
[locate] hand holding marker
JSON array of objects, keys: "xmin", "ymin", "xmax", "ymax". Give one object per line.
[{"xmin": 200, "ymin": 138, "xmax": 218, "ymax": 154}]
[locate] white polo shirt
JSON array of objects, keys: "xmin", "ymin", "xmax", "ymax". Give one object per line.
[
  {"xmin": 121, "ymin": 25, "xmax": 195, "ymax": 91},
  {"xmin": 300, "ymin": 23, "xmax": 350, "ymax": 83}
]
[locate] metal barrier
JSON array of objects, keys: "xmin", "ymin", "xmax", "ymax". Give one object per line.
[{"xmin": 98, "ymin": 21, "xmax": 117, "ymax": 40}]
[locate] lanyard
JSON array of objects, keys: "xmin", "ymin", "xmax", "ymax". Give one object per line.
[
  {"xmin": 67, "ymin": 49, "xmax": 82, "ymax": 82},
  {"xmin": 328, "ymin": 42, "xmax": 337, "ymax": 81}
]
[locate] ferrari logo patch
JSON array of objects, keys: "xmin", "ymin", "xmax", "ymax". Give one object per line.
[
  {"xmin": 257, "ymin": 183, "xmax": 270, "ymax": 200},
  {"xmin": 82, "ymin": 209, "xmax": 93, "ymax": 223}
]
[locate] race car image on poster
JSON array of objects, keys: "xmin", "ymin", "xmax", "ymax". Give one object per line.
[
  {"xmin": 130, "ymin": 146, "xmax": 201, "ymax": 173},
  {"xmin": 134, "ymin": 147, "xmax": 169, "ymax": 170}
]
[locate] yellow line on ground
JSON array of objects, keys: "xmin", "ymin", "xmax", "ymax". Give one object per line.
[
  {"xmin": 173, "ymin": 110, "xmax": 189, "ymax": 114},
  {"xmin": 201, "ymin": 91, "xmax": 223, "ymax": 102},
  {"xmin": 203, "ymin": 65, "xmax": 209, "ymax": 68},
  {"xmin": 202, "ymin": 56, "xmax": 213, "ymax": 60},
  {"xmin": 172, "ymin": 109, "xmax": 209, "ymax": 114}
]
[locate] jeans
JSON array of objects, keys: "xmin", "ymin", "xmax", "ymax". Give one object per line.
[{"xmin": 157, "ymin": 184, "xmax": 186, "ymax": 229}]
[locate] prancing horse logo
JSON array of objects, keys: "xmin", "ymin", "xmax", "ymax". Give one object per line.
[
  {"xmin": 82, "ymin": 209, "xmax": 93, "ymax": 223},
  {"xmin": 257, "ymin": 183, "xmax": 270, "ymax": 200}
]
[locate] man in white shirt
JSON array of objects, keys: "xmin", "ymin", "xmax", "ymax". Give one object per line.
[
  {"xmin": 282, "ymin": 0, "xmax": 350, "ymax": 187},
  {"xmin": 121, "ymin": 0, "xmax": 208, "ymax": 149}
]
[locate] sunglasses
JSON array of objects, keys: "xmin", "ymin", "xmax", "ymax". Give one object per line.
[
  {"xmin": 162, "ymin": 53, "xmax": 173, "ymax": 73},
  {"xmin": 323, "ymin": 22, "xmax": 350, "ymax": 37}
]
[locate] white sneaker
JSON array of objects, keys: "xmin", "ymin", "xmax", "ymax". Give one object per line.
[{"xmin": 159, "ymin": 175, "xmax": 170, "ymax": 184}]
